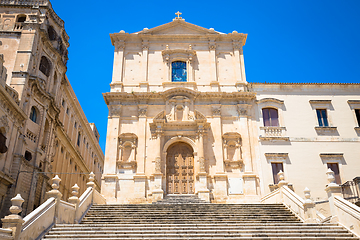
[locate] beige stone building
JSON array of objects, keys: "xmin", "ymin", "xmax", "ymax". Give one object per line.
[
  {"xmin": 0, "ymin": 0, "xmax": 104, "ymax": 219},
  {"xmin": 102, "ymin": 14, "xmax": 360, "ymax": 205}
]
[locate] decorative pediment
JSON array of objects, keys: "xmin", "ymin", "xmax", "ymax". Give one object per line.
[{"xmin": 136, "ymin": 20, "xmax": 222, "ymax": 36}]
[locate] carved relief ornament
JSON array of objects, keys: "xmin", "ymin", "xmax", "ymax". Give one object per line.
[{"xmin": 162, "ymin": 46, "xmax": 196, "ymax": 64}]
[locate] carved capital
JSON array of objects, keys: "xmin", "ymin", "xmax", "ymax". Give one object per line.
[
  {"xmin": 232, "ymin": 40, "xmax": 242, "ymax": 50},
  {"xmin": 212, "ymin": 108, "xmax": 221, "ymax": 116},
  {"xmin": 142, "ymin": 40, "xmax": 149, "ymax": 50},
  {"xmin": 109, "ymin": 105, "xmax": 121, "ymax": 117},
  {"xmin": 115, "ymin": 40, "xmax": 125, "ymax": 51},
  {"xmin": 138, "ymin": 107, "xmax": 147, "ymax": 117}
]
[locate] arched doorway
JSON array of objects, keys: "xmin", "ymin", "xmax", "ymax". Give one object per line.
[{"xmin": 166, "ymin": 142, "xmax": 194, "ymax": 194}]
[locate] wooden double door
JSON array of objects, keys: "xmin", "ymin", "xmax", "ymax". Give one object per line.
[{"xmin": 166, "ymin": 143, "xmax": 194, "ymax": 194}]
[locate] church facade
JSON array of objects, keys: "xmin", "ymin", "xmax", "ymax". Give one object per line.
[{"xmin": 102, "ymin": 14, "xmax": 360, "ymax": 205}]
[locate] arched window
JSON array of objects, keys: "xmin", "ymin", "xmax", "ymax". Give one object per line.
[
  {"xmin": 47, "ymin": 26, "xmax": 57, "ymax": 41},
  {"xmin": 16, "ymin": 15, "xmax": 26, "ymax": 23},
  {"xmin": 29, "ymin": 106, "xmax": 38, "ymax": 123},
  {"xmin": 171, "ymin": 61, "xmax": 187, "ymax": 82},
  {"xmin": 39, "ymin": 56, "xmax": 51, "ymax": 77},
  {"xmin": 262, "ymin": 108, "xmax": 279, "ymax": 127}
]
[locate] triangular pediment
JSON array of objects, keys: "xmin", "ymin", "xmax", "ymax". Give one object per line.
[{"xmin": 135, "ymin": 20, "xmax": 223, "ymax": 35}]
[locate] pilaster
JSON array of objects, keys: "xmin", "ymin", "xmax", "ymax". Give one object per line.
[{"xmin": 112, "ymin": 40, "xmax": 125, "ymax": 83}]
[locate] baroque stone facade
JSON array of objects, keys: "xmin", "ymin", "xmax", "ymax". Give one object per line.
[
  {"xmin": 102, "ymin": 14, "xmax": 360, "ymax": 205},
  {"xmin": 0, "ymin": 0, "xmax": 104, "ymax": 219}
]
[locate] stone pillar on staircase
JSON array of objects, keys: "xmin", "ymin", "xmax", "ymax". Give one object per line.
[
  {"xmin": 325, "ymin": 168, "xmax": 342, "ymax": 223},
  {"xmin": 1, "ymin": 194, "xmax": 25, "ymax": 240},
  {"xmin": 68, "ymin": 184, "xmax": 80, "ymax": 223},
  {"xmin": 45, "ymin": 175, "xmax": 62, "ymax": 224},
  {"xmin": 303, "ymin": 187, "xmax": 316, "ymax": 223}
]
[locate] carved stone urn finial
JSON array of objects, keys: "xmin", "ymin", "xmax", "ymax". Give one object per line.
[
  {"xmin": 326, "ymin": 168, "xmax": 337, "ymax": 186},
  {"xmin": 9, "ymin": 194, "xmax": 24, "ymax": 216},
  {"xmin": 87, "ymin": 172, "xmax": 95, "ymax": 189}
]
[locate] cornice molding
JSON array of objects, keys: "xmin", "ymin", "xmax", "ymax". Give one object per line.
[{"xmin": 103, "ymin": 89, "xmax": 256, "ymax": 105}]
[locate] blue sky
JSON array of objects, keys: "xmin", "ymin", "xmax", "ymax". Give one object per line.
[{"xmin": 51, "ymin": 1, "xmax": 360, "ymax": 152}]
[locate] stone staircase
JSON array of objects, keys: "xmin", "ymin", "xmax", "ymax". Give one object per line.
[{"xmin": 44, "ymin": 197, "xmax": 359, "ymax": 239}]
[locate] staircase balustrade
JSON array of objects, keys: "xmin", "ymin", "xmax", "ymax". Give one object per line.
[
  {"xmin": 0, "ymin": 172, "xmax": 106, "ymax": 240},
  {"xmin": 261, "ymin": 168, "xmax": 360, "ymax": 237}
]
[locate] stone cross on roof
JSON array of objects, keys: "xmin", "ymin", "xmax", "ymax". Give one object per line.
[{"xmin": 175, "ymin": 11, "xmax": 182, "ymax": 19}]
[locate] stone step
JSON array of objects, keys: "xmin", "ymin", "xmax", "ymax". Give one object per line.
[
  {"xmin": 43, "ymin": 203, "xmax": 359, "ymax": 240},
  {"xmin": 47, "ymin": 228, "xmax": 351, "ymax": 235},
  {"xmin": 53, "ymin": 223, "xmax": 342, "ymax": 228},
  {"xmin": 85, "ymin": 212, "xmax": 296, "ymax": 216},
  {"xmin": 43, "ymin": 232, "xmax": 357, "ymax": 238},
  {"xmin": 44, "ymin": 238, "xmax": 359, "ymax": 240}
]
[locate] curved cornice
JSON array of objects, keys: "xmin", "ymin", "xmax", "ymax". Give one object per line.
[{"xmin": 257, "ymin": 98, "xmax": 284, "ymax": 105}]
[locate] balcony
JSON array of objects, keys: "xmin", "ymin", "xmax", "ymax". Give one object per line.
[
  {"xmin": 259, "ymin": 126, "xmax": 289, "ymax": 141},
  {"xmin": 341, "ymin": 177, "xmax": 360, "ymax": 207}
]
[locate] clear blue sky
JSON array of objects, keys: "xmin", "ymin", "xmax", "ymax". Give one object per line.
[{"xmin": 51, "ymin": 0, "xmax": 360, "ymax": 152}]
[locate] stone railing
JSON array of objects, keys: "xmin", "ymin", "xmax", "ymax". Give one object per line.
[
  {"xmin": 261, "ymin": 171, "xmax": 316, "ymax": 223},
  {"xmin": 261, "ymin": 169, "xmax": 360, "ymax": 237},
  {"xmin": 13, "ymin": 23, "xmax": 23, "ymax": 31},
  {"xmin": 259, "ymin": 126, "xmax": 289, "ymax": 141},
  {"xmin": 0, "ymin": 172, "xmax": 106, "ymax": 240}
]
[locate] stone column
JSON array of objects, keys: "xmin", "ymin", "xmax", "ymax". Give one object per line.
[
  {"xmin": 1, "ymin": 194, "xmax": 25, "ymax": 240},
  {"xmin": 137, "ymin": 105, "xmax": 147, "ymax": 174},
  {"xmin": 325, "ymin": 168, "xmax": 342, "ymax": 223},
  {"xmin": 142, "ymin": 40, "xmax": 149, "ymax": 83},
  {"xmin": 102, "ymin": 105, "xmax": 121, "ymax": 202},
  {"xmin": 104, "ymin": 105, "xmax": 121, "ymax": 175},
  {"xmin": 112, "ymin": 40, "xmax": 125, "ymax": 83},
  {"xmin": 152, "ymin": 126, "xmax": 163, "ymax": 201},
  {"xmin": 209, "ymin": 39, "xmax": 217, "ymax": 82},
  {"xmin": 232, "ymin": 39, "xmax": 243, "ymax": 83},
  {"xmin": 132, "ymin": 105, "xmax": 147, "ymax": 202},
  {"xmin": 197, "ymin": 123, "xmax": 210, "ymax": 202}
]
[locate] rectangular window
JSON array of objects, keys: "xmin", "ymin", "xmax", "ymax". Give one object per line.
[
  {"xmin": 327, "ymin": 163, "xmax": 341, "ymax": 184},
  {"xmin": 271, "ymin": 162, "xmax": 283, "ymax": 184},
  {"xmin": 262, "ymin": 108, "xmax": 279, "ymax": 127},
  {"xmin": 77, "ymin": 133, "xmax": 81, "ymax": 147},
  {"xmin": 355, "ymin": 109, "xmax": 360, "ymax": 127},
  {"xmin": 316, "ymin": 109, "xmax": 329, "ymax": 127}
]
